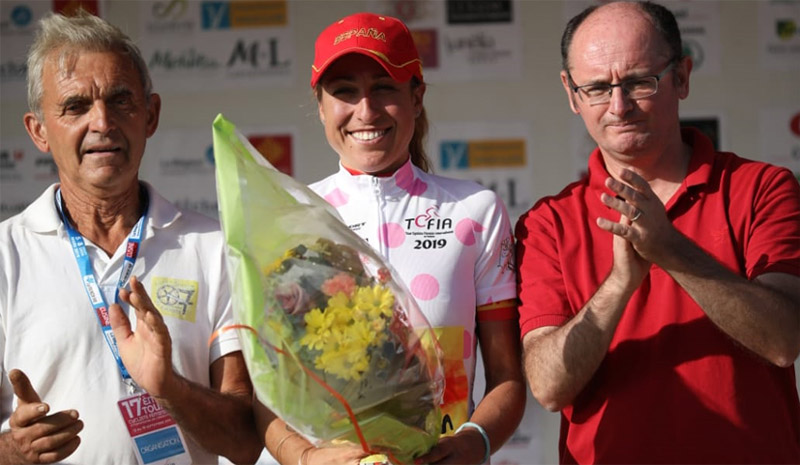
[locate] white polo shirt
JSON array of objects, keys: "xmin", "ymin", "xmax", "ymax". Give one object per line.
[
  {"xmin": 310, "ymin": 160, "xmax": 516, "ymax": 434},
  {"xmin": 0, "ymin": 183, "xmax": 240, "ymax": 464}
]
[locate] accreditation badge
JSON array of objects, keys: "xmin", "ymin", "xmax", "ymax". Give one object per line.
[{"xmin": 118, "ymin": 392, "xmax": 192, "ymax": 465}]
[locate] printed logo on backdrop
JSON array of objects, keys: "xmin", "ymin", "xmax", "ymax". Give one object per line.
[
  {"xmin": 226, "ymin": 36, "xmax": 291, "ymax": 77},
  {"xmin": 443, "ymin": 30, "xmax": 512, "ymax": 67},
  {"xmin": 0, "ymin": 136, "xmax": 54, "ymax": 221},
  {"xmin": 157, "ymin": 134, "xmax": 291, "ymax": 177},
  {"xmin": 34, "ymin": 156, "xmax": 58, "ymax": 181},
  {"xmin": 1, "ymin": 3, "xmax": 34, "ymax": 84},
  {"xmin": 144, "ymin": 0, "xmax": 219, "ymax": 74},
  {"xmin": 439, "ymin": 138, "xmax": 525, "ymax": 212},
  {"xmin": 758, "ymin": 1, "xmax": 800, "ymax": 69},
  {"xmin": 147, "ymin": 0, "xmax": 194, "ymax": 33},
  {"xmin": 0, "ymin": 149, "xmax": 24, "ymax": 181},
  {"xmin": 440, "ymin": 139, "xmax": 525, "ymax": 169},
  {"xmin": 202, "ymin": 0, "xmax": 292, "ymax": 79},
  {"xmin": 140, "ymin": 0, "xmax": 295, "ymax": 91},
  {"xmin": 385, "ymin": 0, "xmax": 433, "ymax": 23},
  {"xmin": 443, "ymin": 0, "xmax": 515, "ymax": 67},
  {"xmin": 53, "ymin": 0, "xmax": 99, "ymax": 16},
  {"xmin": 248, "ymin": 134, "xmax": 293, "ymax": 176},
  {"xmin": 776, "ymin": 19, "xmax": 797, "ymax": 41},
  {"xmin": 666, "ymin": 1, "xmax": 720, "ymax": 74},
  {"xmin": 681, "ymin": 117, "xmax": 720, "ymax": 151},
  {"xmin": 446, "ymin": 0, "xmax": 512, "ymax": 24},
  {"xmin": 201, "ymin": 1, "xmax": 287, "ymax": 29},
  {"xmin": 159, "ymin": 154, "xmax": 213, "ymax": 176},
  {"xmin": 368, "ymin": 0, "xmax": 521, "ymax": 81},
  {"xmin": 682, "ymin": 38, "xmax": 704, "ymax": 69},
  {"xmin": 4, "ymin": 4, "xmax": 33, "ymax": 31},
  {"xmin": 412, "ymin": 29, "xmax": 439, "ymax": 69},
  {"xmin": 791, "ymin": 112, "xmax": 800, "ymax": 137}
]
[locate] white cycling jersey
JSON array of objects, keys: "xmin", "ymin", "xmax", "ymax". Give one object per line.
[{"xmin": 310, "ymin": 159, "xmax": 516, "ymax": 434}]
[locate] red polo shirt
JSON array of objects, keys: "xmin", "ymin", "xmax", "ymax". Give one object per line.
[{"xmin": 516, "ymin": 128, "xmax": 800, "ymax": 464}]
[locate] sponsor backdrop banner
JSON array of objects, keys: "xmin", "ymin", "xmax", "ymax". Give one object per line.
[
  {"xmin": 367, "ymin": 0, "xmax": 523, "ymax": 82},
  {"xmin": 0, "ymin": 135, "xmax": 56, "ymax": 220},
  {"xmin": 429, "ymin": 121, "xmax": 534, "ymax": 225},
  {"xmin": 141, "ymin": 126, "xmax": 296, "ymax": 220},
  {"xmin": 1, "ymin": 0, "xmax": 103, "ymax": 102},
  {"xmin": 0, "ymin": 127, "xmax": 294, "ymax": 222},
  {"xmin": 138, "ymin": 0, "xmax": 296, "ymax": 92},
  {"xmin": 759, "ymin": 0, "xmax": 800, "ymax": 70}
]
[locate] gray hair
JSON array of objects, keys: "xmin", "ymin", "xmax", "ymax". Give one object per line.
[{"xmin": 26, "ymin": 9, "xmax": 152, "ymax": 120}]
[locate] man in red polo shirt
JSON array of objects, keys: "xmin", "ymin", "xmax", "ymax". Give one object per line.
[{"xmin": 516, "ymin": 1, "xmax": 800, "ymax": 463}]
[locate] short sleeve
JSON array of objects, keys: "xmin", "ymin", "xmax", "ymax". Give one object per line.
[
  {"xmin": 209, "ymin": 243, "xmax": 241, "ymax": 362},
  {"xmin": 745, "ymin": 167, "xmax": 800, "ymax": 278},
  {"xmin": 474, "ymin": 191, "xmax": 517, "ymax": 310},
  {"xmin": 515, "ymin": 202, "xmax": 573, "ymax": 337}
]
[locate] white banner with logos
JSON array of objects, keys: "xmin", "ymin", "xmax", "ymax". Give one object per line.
[
  {"xmin": 758, "ymin": 0, "xmax": 800, "ymax": 70},
  {"xmin": 428, "ymin": 120, "xmax": 534, "ymax": 230},
  {"xmin": 0, "ymin": 135, "xmax": 57, "ymax": 221},
  {"xmin": 367, "ymin": 0, "xmax": 522, "ymax": 82},
  {"xmin": 138, "ymin": 0, "xmax": 296, "ymax": 92}
]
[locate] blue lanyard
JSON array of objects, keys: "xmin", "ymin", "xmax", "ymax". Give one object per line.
[{"xmin": 56, "ymin": 188, "xmax": 149, "ymax": 386}]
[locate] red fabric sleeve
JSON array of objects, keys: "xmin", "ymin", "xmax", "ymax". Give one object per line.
[
  {"xmin": 743, "ymin": 166, "xmax": 800, "ymax": 279},
  {"xmin": 514, "ymin": 202, "xmax": 574, "ymax": 338}
]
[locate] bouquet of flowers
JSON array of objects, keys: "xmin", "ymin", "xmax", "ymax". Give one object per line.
[{"xmin": 212, "ymin": 115, "xmax": 444, "ymax": 464}]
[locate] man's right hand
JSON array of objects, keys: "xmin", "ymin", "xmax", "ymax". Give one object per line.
[{"xmin": 0, "ymin": 369, "xmax": 82, "ymax": 464}]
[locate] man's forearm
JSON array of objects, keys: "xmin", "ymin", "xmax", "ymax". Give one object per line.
[
  {"xmin": 155, "ymin": 374, "xmax": 262, "ymax": 464},
  {"xmin": 662, "ymin": 236, "xmax": 800, "ymax": 366},
  {"xmin": 524, "ymin": 273, "xmax": 634, "ymax": 411}
]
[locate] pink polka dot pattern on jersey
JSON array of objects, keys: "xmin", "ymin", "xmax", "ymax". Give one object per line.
[
  {"xmin": 395, "ymin": 162, "xmax": 428, "ymax": 196},
  {"xmin": 462, "ymin": 329, "xmax": 472, "ymax": 359},
  {"xmin": 380, "ymin": 222, "xmax": 406, "ymax": 248},
  {"xmin": 324, "ymin": 188, "xmax": 349, "ymax": 207},
  {"xmin": 455, "ymin": 218, "xmax": 485, "ymax": 246},
  {"xmin": 410, "ymin": 273, "xmax": 439, "ymax": 301}
]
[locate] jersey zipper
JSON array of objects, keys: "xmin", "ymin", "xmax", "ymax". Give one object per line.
[{"xmin": 371, "ymin": 176, "xmax": 389, "ymax": 259}]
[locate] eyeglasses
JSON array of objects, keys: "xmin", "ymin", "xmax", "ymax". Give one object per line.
[{"xmin": 568, "ymin": 61, "xmax": 676, "ymax": 106}]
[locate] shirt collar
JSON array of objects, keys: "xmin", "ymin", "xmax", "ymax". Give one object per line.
[
  {"xmin": 587, "ymin": 126, "xmax": 716, "ymax": 196},
  {"xmin": 335, "ymin": 158, "xmax": 422, "ymax": 196},
  {"xmin": 18, "ymin": 183, "xmax": 62, "ymax": 233},
  {"xmin": 19, "ymin": 181, "xmax": 181, "ymax": 234},
  {"xmin": 680, "ymin": 127, "xmax": 715, "ymax": 190},
  {"xmin": 142, "ymin": 181, "xmax": 182, "ymax": 230}
]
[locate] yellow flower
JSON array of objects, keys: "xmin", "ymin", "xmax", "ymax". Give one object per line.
[
  {"xmin": 300, "ymin": 283, "xmax": 396, "ymax": 381},
  {"xmin": 262, "ymin": 248, "xmax": 297, "ymax": 276},
  {"xmin": 300, "ymin": 308, "xmax": 331, "ymax": 351},
  {"xmin": 353, "ymin": 284, "xmax": 394, "ymax": 319}
]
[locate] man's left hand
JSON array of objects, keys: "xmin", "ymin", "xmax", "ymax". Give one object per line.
[
  {"xmin": 598, "ymin": 168, "xmax": 682, "ymax": 266},
  {"xmin": 110, "ymin": 275, "xmax": 177, "ymax": 399}
]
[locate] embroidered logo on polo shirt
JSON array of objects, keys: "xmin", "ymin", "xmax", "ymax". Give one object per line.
[{"xmin": 151, "ymin": 277, "xmax": 198, "ymax": 323}]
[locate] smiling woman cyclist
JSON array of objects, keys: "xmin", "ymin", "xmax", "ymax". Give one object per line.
[{"xmin": 253, "ymin": 11, "xmax": 526, "ymax": 465}]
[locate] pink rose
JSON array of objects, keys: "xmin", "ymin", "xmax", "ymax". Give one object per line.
[{"xmin": 275, "ymin": 282, "xmax": 311, "ymax": 316}]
